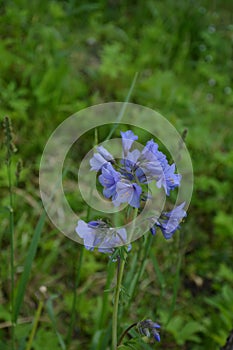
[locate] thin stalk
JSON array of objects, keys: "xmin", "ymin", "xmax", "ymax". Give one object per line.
[
  {"xmin": 66, "ymin": 246, "xmax": 84, "ymax": 346},
  {"xmin": 4, "ymin": 116, "xmax": 16, "ymax": 349},
  {"xmin": 25, "ymin": 299, "xmax": 44, "ymax": 350},
  {"xmin": 105, "ymin": 72, "xmax": 138, "ymax": 141},
  {"xmin": 166, "ymin": 242, "xmax": 182, "ymax": 325},
  {"xmin": 7, "ymin": 161, "xmax": 15, "ymax": 349},
  {"xmin": 98, "ymin": 261, "xmax": 115, "ymax": 330},
  {"xmin": 112, "ymin": 209, "xmax": 138, "ymax": 350},
  {"xmin": 118, "ymin": 322, "xmax": 137, "ymax": 346},
  {"xmin": 7, "ymin": 165, "xmax": 14, "ymax": 285},
  {"xmin": 112, "ymin": 255, "xmax": 126, "ymax": 350}
]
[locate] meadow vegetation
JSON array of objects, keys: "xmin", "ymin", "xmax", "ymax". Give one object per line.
[{"xmin": 0, "ymin": 1, "xmax": 233, "ymax": 349}]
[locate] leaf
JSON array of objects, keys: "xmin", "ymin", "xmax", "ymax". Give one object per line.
[
  {"xmin": 13, "ymin": 212, "xmax": 46, "ymax": 322},
  {"xmin": 150, "ymin": 254, "xmax": 166, "ymax": 289},
  {"xmin": 46, "ymin": 297, "xmax": 66, "ymax": 350},
  {"xmin": 218, "ymin": 264, "xmax": 233, "ymax": 283},
  {"xmin": 178, "ymin": 321, "xmax": 203, "ymax": 344},
  {"xmin": 32, "ymin": 329, "xmax": 61, "ymax": 350},
  {"xmin": 90, "ymin": 327, "xmax": 111, "ymax": 350},
  {"xmin": 166, "ymin": 316, "xmax": 203, "ymax": 345},
  {"xmin": 222, "ymin": 285, "xmax": 233, "ymax": 305},
  {"xmin": 105, "ymin": 72, "xmax": 138, "ymax": 141}
]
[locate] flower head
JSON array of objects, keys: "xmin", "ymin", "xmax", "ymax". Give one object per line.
[
  {"xmin": 76, "ymin": 219, "xmax": 130, "ymax": 253},
  {"xmin": 98, "ymin": 163, "xmax": 121, "ymax": 199},
  {"xmin": 160, "ymin": 202, "xmax": 187, "ymax": 238},
  {"xmin": 143, "ymin": 139, "xmax": 167, "ymax": 166},
  {"xmin": 141, "ymin": 140, "xmax": 181, "ymax": 194},
  {"xmin": 86, "ymin": 130, "xmax": 185, "ymax": 243},
  {"xmin": 121, "ymin": 130, "xmax": 138, "ymax": 156},
  {"xmin": 138, "ymin": 319, "xmax": 161, "ymax": 342},
  {"xmin": 113, "ymin": 180, "xmax": 142, "ymax": 208},
  {"xmin": 121, "ymin": 147, "xmax": 163, "ymax": 184},
  {"xmin": 90, "ymin": 145, "xmax": 114, "ymax": 171},
  {"xmin": 136, "ymin": 153, "xmax": 163, "ymax": 183},
  {"xmin": 150, "ymin": 202, "xmax": 187, "ymax": 239},
  {"xmin": 157, "ymin": 163, "xmax": 181, "ymax": 195}
]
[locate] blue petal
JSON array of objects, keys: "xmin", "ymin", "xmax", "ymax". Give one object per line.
[
  {"xmin": 121, "ymin": 130, "xmax": 138, "ymax": 155},
  {"xmin": 154, "ymin": 332, "xmax": 160, "ymax": 342},
  {"xmin": 97, "ymin": 145, "xmax": 114, "ymax": 161},
  {"xmin": 129, "ymin": 183, "xmax": 142, "ymax": 208},
  {"xmin": 150, "ymin": 226, "xmax": 156, "ymax": 236},
  {"xmin": 90, "ymin": 153, "xmax": 109, "ymax": 171}
]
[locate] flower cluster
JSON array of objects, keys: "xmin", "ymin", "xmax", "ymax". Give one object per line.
[
  {"xmin": 138, "ymin": 319, "xmax": 161, "ymax": 342},
  {"xmin": 90, "ymin": 130, "xmax": 181, "ymax": 208},
  {"xmin": 75, "ymin": 130, "xmax": 186, "ymax": 251}
]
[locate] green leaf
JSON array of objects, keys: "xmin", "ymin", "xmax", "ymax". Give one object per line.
[
  {"xmin": 46, "ymin": 297, "xmax": 66, "ymax": 350},
  {"xmin": 13, "ymin": 212, "xmax": 46, "ymax": 322},
  {"xmin": 105, "ymin": 72, "xmax": 138, "ymax": 141},
  {"xmin": 32, "ymin": 329, "xmax": 61, "ymax": 350},
  {"xmin": 179, "ymin": 321, "xmax": 202, "ymax": 344}
]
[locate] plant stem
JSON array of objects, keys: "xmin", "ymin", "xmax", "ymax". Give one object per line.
[
  {"xmin": 8, "ymin": 166, "xmax": 14, "ymax": 290},
  {"xmin": 3, "ymin": 117, "xmax": 17, "ymax": 349},
  {"xmin": 118, "ymin": 322, "xmax": 137, "ymax": 346},
  {"xmin": 7, "ymin": 155, "xmax": 15, "ymax": 349},
  {"xmin": 112, "ymin": 254, "xmax": 126, "ymax": 350},
  {"xmin": 105, "ymin": 72, "xmax": 138, "ymax": 141},
  {"xmin": 112, "ymin": 208, "xmax": 138, "ymax": 350},
  {"xmin": 25, "ymin": 299, "xmax": 44, "ymax": 350},
  {"xmin": 98, "ymin": 260, "xmax": 115, "ymax": 330}
]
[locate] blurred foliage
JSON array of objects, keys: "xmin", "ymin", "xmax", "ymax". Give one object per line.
[{"xmin": 0, "ymin": 0, "xmax": 233, "ymax": 349}]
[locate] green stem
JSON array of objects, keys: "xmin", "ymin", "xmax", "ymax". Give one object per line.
[
  {"xmin": 98, "ymin": 260, "xmax": 115, "ymax": 330},
  {"xmin": 166, "ymin": 240, "xmax": 182, "ymax": 325},
  {"xmin": 112, "ymin": 254, "xmax": 126, "ymax": 350},
  {"xmin": 118, "ymin": 322, "xmax": 137, "ymax": 346},
  {"xmin": 105, "ymin": 72, "xmax": 138, "ymax": 141},
  {"xmin": 25, "ymin": 299, "xmax": 44, "ymax": 350},
  {"xmin": 66, "ymin": 245, "xmax": 84, "ymax": 347},
  {"xmin": 3, "ymin": 117, "xmax": 16, "ymax": 349},
  {"xmin": 7, "ymin": 160, "xmax": 15, "ymax": 349},
  {"xmin": 112, "ymin": 209, "xmax": 138, "ymax": 350}
]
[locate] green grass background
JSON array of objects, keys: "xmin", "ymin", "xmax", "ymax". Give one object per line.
[{"xmin": 0, "ymin": 0, "xmax": 233, "ymax": 349}]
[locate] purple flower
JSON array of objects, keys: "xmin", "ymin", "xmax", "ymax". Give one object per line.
[
  {"xmin": 113, "ymin": 180, "xmax": 142, "ymax": 208},
  {"xmin": 89, "ymin": 132, "xmax": 182, "ymax": 211},
  {"xmin": 128, "ymin": 140, "xmax": 165, "ymax": 183},
  {"xmin": 161, "ymin": 202, "xmax": 186, "ymax": 238},
  {"xmin": 98, "ymin": 163, "xmax": 121, "ymax": 199},
  {"xmin": 138, "ymin": 319, "xmax": 161, "ymax": 342},
  {"xmin": 150, "ymin": 202, "xmax": 187, "ymax": 239},
  {"xmin": 121, "ymin": 148, "xmax": 162, "ymax": 184},
  {"xmin": 75, "ymin": 219, "xmax": 130, "ymax": 253},
  {"xmin": 137, "ymin": 155, "xmax": 163, "ymax": 183},
  {"xmin": 121, "ymin": 149, "xmax": 140, "ymax": 172},
  {"xmin": 150, "ymin": 225, "xmax": 156, "ymax": 236},
  {"xmin": 90, "ymin": 146, "xmax": 114, "ymax": 171},
  {"xmin": 121, "ymin": 130, "xmax": 138, "ymax": 155},
  {"xmin": 142, "ymin": 139, "xmax": 168, "ymax": 167},
  {"xmin": 141, "ymin": 139, "xmax": 181, "ymax": 194},
  {"xmin": 157, "ymin": 163, "xmax": 181, "ymax": 195}
]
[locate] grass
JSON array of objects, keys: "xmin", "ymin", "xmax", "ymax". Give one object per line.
[{"xmin": 0, "ymin": 0, "xmax": 233, "ymax": 349}]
